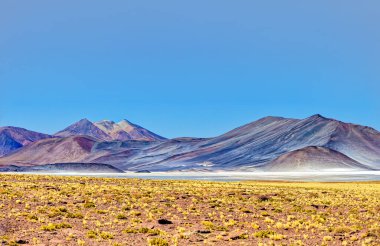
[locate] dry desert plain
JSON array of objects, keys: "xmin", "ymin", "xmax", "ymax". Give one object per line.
[{"xmin": 0, "ymin": 174, "xmax": 379, "ymax": 245}]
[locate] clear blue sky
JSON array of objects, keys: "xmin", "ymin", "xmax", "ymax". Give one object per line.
[{"xmin": 1, "ymin": 1, "xmax": 379, "ymax": 138}]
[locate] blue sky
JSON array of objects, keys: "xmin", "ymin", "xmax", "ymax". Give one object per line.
[{"xmin": 1, "ymin": 1, "xmax": 379, "ymax": 138}]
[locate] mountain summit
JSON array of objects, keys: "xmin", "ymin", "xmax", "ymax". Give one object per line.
[
  {"xmin": 55, "ymin": 118, "xmax": 165, "ymax": 141},
  {"xmin": 55, "ymin": 119, "xmax": 111, "ymax": 140},
  {"xmin": 94, "ymin": 119, "xmax": 165, "ymax": 141}
]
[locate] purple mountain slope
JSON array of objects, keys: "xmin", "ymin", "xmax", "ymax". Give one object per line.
[
  {"xmin": 0, "ymin": 126, "xmax": 53, "ymax": 157},
  {"xmin": 0, "ymin": 136, "xmax": 97, "ymax": 166},
  {"xmin": 92, "ymin": 114, "xmax": 380, "ymax": 171}
]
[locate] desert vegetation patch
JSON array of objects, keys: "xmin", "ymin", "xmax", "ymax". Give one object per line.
[{"xmin": 0, "ymin": 174, "xmax": 379, "ymax": 245}]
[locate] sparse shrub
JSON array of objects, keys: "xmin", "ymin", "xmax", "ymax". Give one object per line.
[
  {"xmin": 334, "ymin": 226, "xmax": 351, "ymax": 234},
  {"xmin": 116, "ymin": 214, "xmax": 127, "ymax": 220},
  {"xmin": 130, "ymin": 210, "xmax": 141, "ymax": 216},
  {"xmin": 67, "ymin": 212, "xmax": 84, "ymax": 219},
  {"xmin": 28, "ymin": 214, "xmax": 38, "ymax": 221},
  {"xmin": 124, "ymin": 227, "xmax": 163, "ymax": 235},
  {"xmin": 100, "ymin": 231, "xmax": 114, "ymax": 239},
  {"xmin": 84, "ymin": 202, "xmax": 96, "ymax": 208},
  {"xmin": 323, "ymin": 236, "xmax": 332, "ymax": 241},
  {"xmin": 87, "ymin": 230, "xmax": 98, "ymax": 239},
  {"xmin": 41, "ymin": 223, "xmax": 56, "ymax": 231},
  {"xmin": 148, "ymin": 237, "xmax": 169, "ymax": 246},
  {"xmin": 40, "ymin": 223, "xmax": 72, "ymax": 231},
  {"xmin": 201, "ymin": 221, "xmax": 214, "ymax": 229},
  {"xmin": 254, "ymin": 230, "xmax": 276, "ymax": 238},
  {"xmin": 57, "ymin": 223, "xmax": 72, "ymax": 229},
  {"xmin": 251, "ymin": 223, "xmax": 260, "ymax": 229}
]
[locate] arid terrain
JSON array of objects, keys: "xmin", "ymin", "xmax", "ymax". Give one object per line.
[{"xmin": 0, "ymin": 175, "xmax": 379, "ymax": 245}]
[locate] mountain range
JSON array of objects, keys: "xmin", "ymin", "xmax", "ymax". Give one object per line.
[{"xmin": 0, "ymin": 115, "xmax": 379, "ymax": 172}]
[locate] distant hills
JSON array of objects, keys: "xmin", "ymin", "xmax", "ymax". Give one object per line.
[
  {"xmin": 0, "ymin": 115, "xmax": 379, "ymax": 172},
  {"xmin": 263, "ymin": 146, "xmax": 369, "ymax": 171},
  {"xmin": 0, "ymin": 162, "xmax": 124, "ymax": 173}
]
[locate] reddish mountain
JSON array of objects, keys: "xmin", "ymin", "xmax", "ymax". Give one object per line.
[
  {"xmin": 264, "ymin": 146, "xmax": 370, "ymax": 171},
  {"xmin": 0, "ymin": 136, "xmax": 96, "ymax": 166}
]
